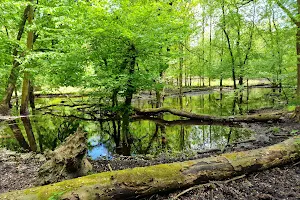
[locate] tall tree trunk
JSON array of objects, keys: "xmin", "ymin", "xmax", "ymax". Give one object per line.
[
  {"xmin": 236, "ymin": 6, "xmax": 242, "ymax": 86},
  {"xmin": 20, "ymin": 1, "xmax": 37, "ymax": 152},
  {"xmin": 121, "ymin": 43, "xmax": 136, "ymax": 156},
  {"xmin": 7, "ymin": 120, "xmax": 30, "ymax": 150},
  {"xmin": 221, "ymin": 0, "xmax": 236, "ymax": 89},
  {"xmin": 297, "ymin": 23, "xmax": 300, "ymax": 95},
  {"xmin": 276, "ymin": 0, "xmax": 300, "ymax": 119},
  {"xmin": 297, "ymin": 0, "xmax": 300, "ymax": 95},
  {"xmin": 271, "ymin": 10, "xmax": 283, "ymax": 92},
  {"xmin": 179, "ymin": 44, "xmax": 183, "ymax": 97},
  {"xmin": 1, "ymin": 5, "xmax": 30, "ymax": 112},
  {"xmin": 209, "ymin": 7, "xmax": 212, "ymax": 87},
  {"xmin": 201, "ymin": 7, "xmax": 205, "ymax": 87},
  {"xmin": 276, "ymin": 0, "xmax": 300, "ymax": 95}
]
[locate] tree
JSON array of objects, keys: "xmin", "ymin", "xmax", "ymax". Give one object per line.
[{"xmin": 275, "ymin": 0, "xmax": 300, "ymax": 95}]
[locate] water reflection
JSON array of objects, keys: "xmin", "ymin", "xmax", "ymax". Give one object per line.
[
  {"xmin": 0, "ymin": 88, "xmax": 285, "ymax": 159},
  {"xmin": 88, "ymin": 135, "xmax": 112, "ymax": 159},
  {"xmin": 135, "ymin": 88, "xmax": 284, "ymax": 116}
]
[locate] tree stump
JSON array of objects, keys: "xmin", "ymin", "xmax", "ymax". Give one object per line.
[
  {"xmin": 37, "ymin": 128, "xmax": 92, "ymax": 185},
  {"xmin": 292, "ymin": 106, "xmax": 300, "ymax": 122}
]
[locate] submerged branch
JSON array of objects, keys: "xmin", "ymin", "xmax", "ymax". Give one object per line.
[
  {"xmin": 132, "ymin": 116, "xmax": 241, "ymax": 127},
  {"xmin": 134, "ymin": 107, "xmax": 283, "ymax": 123}
]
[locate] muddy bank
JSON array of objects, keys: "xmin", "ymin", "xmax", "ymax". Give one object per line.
[{"xmin": 0, "ymin": 149, "xmax": 46, "ymax": 194}]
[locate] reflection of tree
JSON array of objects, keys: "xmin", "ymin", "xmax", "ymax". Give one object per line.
[
  {"xmin": 179, "ymin": 125, "xmax": 185, "ymax": 151},
  {"xmin": 1, "ymin": 88, "xmax": 279, "ymax": 156},
  {"xmin": 7, "ymin": 120, "xmax": 30, "ymax": 150},
  {"xmin": 57, "ymin": 120, "xmax": 80, "ymax": 143},
  {"xmin": 112, "ymin": 120, "xmax": 121, "ymax": 149},
  {"xmin": 43, "ymin": 119, "xmax": 80, "ymax": 150}
]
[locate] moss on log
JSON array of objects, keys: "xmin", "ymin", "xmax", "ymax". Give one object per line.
[
  {"xmin": 134, "ymin": 107, "xmax": 283, "ymax": 123},
  {"xmin": 1, "ymin": 136, "xmax": 300, "ymax": 200}
]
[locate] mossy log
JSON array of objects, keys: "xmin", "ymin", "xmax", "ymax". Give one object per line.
[
  {"xmin": 1, "ymin": 136, "xmax": 299, "ymax": 200},
  {"xmin": 134, "ymin": 107, "xmax": 283, "ymax": 123}
]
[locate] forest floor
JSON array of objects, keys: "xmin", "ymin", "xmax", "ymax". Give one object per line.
[{"xmin": 0, "ymin": 109, "xmax": 300, "ymax": 199}]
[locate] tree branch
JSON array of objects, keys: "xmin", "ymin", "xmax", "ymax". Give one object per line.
[{"xmin": 276, "ymin": 1, "xmax": 297, "ymax": 25}]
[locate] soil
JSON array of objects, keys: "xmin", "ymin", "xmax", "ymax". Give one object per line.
[{"xmin": 0, "ymin": 110, "xmax": 300, "ymax": 199}]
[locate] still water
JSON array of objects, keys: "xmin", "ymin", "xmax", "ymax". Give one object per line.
[{"xmin": 0, "ymin": 88, "xmax": 285, "ymax": 159}]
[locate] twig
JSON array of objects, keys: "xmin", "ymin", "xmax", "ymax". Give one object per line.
[
  {"xmin": 224, "ymin": 174, "xmax": 246, "ymax": 184},
  {"xmin": 210, "ymin": 174, "xmax": 246, "ymax": 185},
  {"xmin": 253, "ymin": 173, "xmax": 259, "ymax": 179},
  {"xmin": 173, "ymin": 183, "xmax": 214, "ymax": 199},
  {"xmin": 293, "ymin": 160, "xmax": 300, "ymax": 166},
  {"xmin": 107, "ymin": 164, "xmax": 113, "ymax": 172}
]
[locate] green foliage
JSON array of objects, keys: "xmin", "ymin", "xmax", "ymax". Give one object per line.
[
  {"xmin": 271, "ymin": 127, "xmax": 280, "ymax": 134},
  {"xmin": 290, "ymin": 129, "xmax": 299, "ymax": 135},
  {"xmin": 0, "ymin": 0, "xmax": 298, "ymax": 101}
]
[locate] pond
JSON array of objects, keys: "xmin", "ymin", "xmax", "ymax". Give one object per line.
[{"xmin": 0, "ymin": 87, "xmax": 286, "ymax": 159}]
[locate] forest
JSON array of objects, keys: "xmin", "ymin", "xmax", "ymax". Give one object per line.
[{"xmin": 0, "ymin": 0, "xmax": 300, "ymax": 199}]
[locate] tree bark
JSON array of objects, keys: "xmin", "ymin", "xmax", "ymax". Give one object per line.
[
  {"xmin": 179, "ymin": 44, "xmax": 183, "ymax": 96},
  {"xmin": 7, "ymin": 120, "xmax": 30, "ymax": 150},
  {"xmin": 1, "ymin": 5, "xmax": 30, "ymax": 108},
  {"xmin": 19, "ymin": 1, "xmax": 37, "ymax": 152},
  {"xmin": 221, "ymin": 0, "xmax": 236, "ymax": 89},
  {"xmin": 276, "ymin": 0, "xmax": 300, "ymax": 118},
  {"xmin": 121, "ymin": 43, "xmax": 136, "ymax": 156},
  {"xmin": 133, "ymin": 107, "xmax": 283, "ymax": 123},
  {"xmin": 296, "ymin": 0, "xmax": 300, "ymax": 95},
  {"xmin": 1, "ymin": 136, "xmax": 300, "ymax": 200}
]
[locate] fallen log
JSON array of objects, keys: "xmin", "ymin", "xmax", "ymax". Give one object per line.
[
  {"xmin": 134, "ymin": 107, "xmax": 284, "ymax": 123},
  {"xmin": 1, "ymin": 136, "xmax": 299, "ymax": 200}
]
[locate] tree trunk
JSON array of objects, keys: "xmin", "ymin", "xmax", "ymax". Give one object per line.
[
  {"xmin": 133, "ymin": 107, "xmax": 283, "ymax": 123},
  {"xmin": 221, "ymin": 0, "xmax": 236, "ymax": 89},
  {"xmin": 276, "ymin": 0, "xmax": 300, "ymax": 120},
  {"xmin": 121, "ymin": 43, "xmax": 136, "ymax": 156},
  {"xmin": 1, "ymin": 136, "xmax": 300, "ymax": 200},
  {"xmin": 7, "ymin": 120, "xmax": 30, "ymax": 150},
  {"xmin": 297, "ymin": 0, "xmax": 300, "ymax": 95},
  {"xmin": 1, "ymin": 5, "xmax": 30, "ymax": 108},
  {"xmin": 179, "ymin": 44, "xmax": 183, "ymax": 96},
  {"xmin": 276, "ymin": 0, "xmax": 300, "ymax": 95},
  {"xmin": 19, "ymin": 1, "xmax": 37, "ymax": 152}
]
